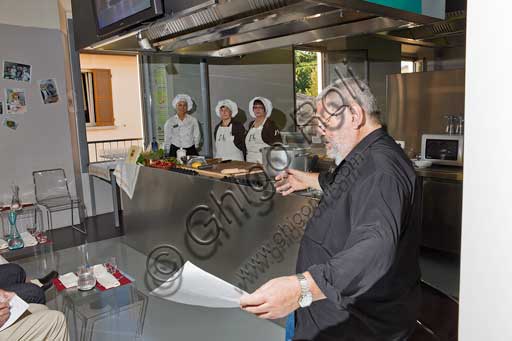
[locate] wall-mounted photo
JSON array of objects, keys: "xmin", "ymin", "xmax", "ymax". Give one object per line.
[
  {"xmin": 5, "ymin": 88, "xmax": 27, "ymax": 114},
  {"xmin": 3, "ymin": 61, "xmax": 32, "ymax": 82},
  {"xmin": 39, "ymin": 79, "xmax": 59, "ymax": 104},
  {"xmin": 2, "ymin": 117, "xmax": 18, "ymax": 130}
]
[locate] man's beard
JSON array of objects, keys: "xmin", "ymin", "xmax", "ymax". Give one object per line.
[{"xmin": 326, "ymin": 141, "xmax": 344, "ymax": 165}]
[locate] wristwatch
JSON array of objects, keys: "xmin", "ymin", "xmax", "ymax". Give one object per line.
[{"xmin": 296, "ymin": 273, "xmax": 313, "ymax": 308}]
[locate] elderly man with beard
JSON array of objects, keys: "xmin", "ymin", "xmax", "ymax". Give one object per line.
[{"xmin": 240, "ymin": 78, "xmax": 421, "ymax": 341}]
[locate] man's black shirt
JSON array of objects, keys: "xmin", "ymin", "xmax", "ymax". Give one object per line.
[{"xmin": 295, "ymin": 128, "xmax": 422, "ymax": 341}]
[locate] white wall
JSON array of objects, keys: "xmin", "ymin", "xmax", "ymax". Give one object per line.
[
  {"xmin": 0, "ymin": 0, "xmax": 60, "ymax": 30},
  {"xmin": 459, "ymin": 1, "xmax": 512, "ymax": 340},
  {"xmin": 0, "ymin": 23, "xmax": 79, "ymax": 228},
  {"xmin": 80, "ymin": 53, "xmax": 143, "ymax": 142}
]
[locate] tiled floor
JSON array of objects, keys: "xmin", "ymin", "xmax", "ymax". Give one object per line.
[{"xmin": 4, "ymin": 212, "xmax": 460, "ymax": 340}]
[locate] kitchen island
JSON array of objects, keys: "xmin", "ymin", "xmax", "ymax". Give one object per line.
[{"xmin": 121, "ymin": 164, "xmax": 318, "ymax": 301}]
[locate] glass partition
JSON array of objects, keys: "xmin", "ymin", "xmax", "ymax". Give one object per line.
[{"xmin": 141, "ymin": 55, "xmax": 209, "ymax": 155}]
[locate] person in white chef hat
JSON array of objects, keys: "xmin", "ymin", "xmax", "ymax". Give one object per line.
[
  {"xmin": 213, "ymin": 99, "xmax": 246, "ymax": 161},
  {"xmin": 164, "ymin": 94, "xmax": 201, "ymax": 158},
  {"xmin": 245, "ymin": 96, "xmax": 282, "ymax": 164}
]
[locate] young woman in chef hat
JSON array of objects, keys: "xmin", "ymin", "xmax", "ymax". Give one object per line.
[
  {"xmin": 213, "ymin": 99, "xmax": 246, "ymax": 161},
  {"xmin": 164, "ymin": 94, "xmax": 201, "ymax": 158}
]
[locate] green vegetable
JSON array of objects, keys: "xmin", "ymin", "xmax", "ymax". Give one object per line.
[{"xmin": 136, "ymin": 149, "xmax": 167, "ymax": 165}]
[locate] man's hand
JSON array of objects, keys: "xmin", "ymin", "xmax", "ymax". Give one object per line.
[
  {"xmin": 0, "ymin": 289, "xmax": 14, "ymax": 328},
  {"xmin": 240, "ymin": 276, "xmax": 300, "ymax": 320},
  {"xmin": 275, "ymin": 169, "xmax": 320, "ymax": 196}
]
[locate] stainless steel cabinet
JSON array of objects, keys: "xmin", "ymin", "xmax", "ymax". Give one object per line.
[{"xmin": 420, "ymin": 178, "xmax": 463, "ymax": 254}]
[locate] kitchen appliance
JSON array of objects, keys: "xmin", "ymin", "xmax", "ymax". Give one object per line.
[
  {"xmin": 261, "ymin": 146, "xmax": 312, "ymax": 177},
  {"xmin": 421, "ymin": 134, "xmax": 463, "ymax": 166}
]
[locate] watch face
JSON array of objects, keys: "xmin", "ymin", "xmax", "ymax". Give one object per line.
[{"xmin": 299, "ymin": 293, "xmax": 313, "ymax": 308}]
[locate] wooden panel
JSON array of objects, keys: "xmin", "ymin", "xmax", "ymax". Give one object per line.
[{"xmin": 92, "ymin": 69, "xmax": 115, "ymax": 126}]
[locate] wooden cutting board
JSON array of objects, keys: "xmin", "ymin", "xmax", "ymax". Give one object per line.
[{"xmin": 178, "ymin": 160, "xmax": 264, "ymax": 179}]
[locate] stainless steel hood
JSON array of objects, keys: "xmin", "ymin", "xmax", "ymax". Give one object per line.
[{"xmin": 89, "ymin": 0, "xmax": 444, "ymax": 56}]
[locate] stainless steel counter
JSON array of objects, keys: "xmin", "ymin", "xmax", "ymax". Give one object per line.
[
  {"xmin": 414, "ymin": 166, "xmax": 463, "ymax": 181},
  {"xmin": 121, "ymin": 166, "xmax": 318, "ymax": 327}
]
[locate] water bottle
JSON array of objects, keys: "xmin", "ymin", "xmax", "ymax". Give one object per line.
[{"xmin": 151, "ymin": 137, "xmax": 159, "ymax": 152}]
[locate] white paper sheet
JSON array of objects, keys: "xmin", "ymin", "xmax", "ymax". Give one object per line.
[
  {"xmin": 114, "ymin": 162, "xmax": 140, "ymax": 199},
  {"xmin": 58, "ymin": 272, "xmax": 78, "ymax": 288},
  {"xmin": 0, "ymin": 295, "xmax": 29, "ymax": 332},
  {"xmin": 93, "ymin": 264, "xmax": 120, "ymax": 289},
  {"xmin": 151, "ymin": 261, "xmax": 248, "ymax": 308},
  {"xmin": 20, "ymin": 232, "xmax": 38, "ymax": 247}
]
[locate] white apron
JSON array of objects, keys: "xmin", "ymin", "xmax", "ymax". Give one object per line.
[
  {"xmin": 215, "ymin": 125, "xmax": 244, "ymax": 161},
  {"xmin": 245, "ymin": 124, "xmax": 270, "ymax": 164}
]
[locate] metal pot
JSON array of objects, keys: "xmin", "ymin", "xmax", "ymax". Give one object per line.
[{"xmin": 260, "ymin": 146, "xmax": 312, "ymax": 177}]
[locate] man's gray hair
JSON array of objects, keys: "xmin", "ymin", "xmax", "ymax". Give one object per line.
[{"xmin": 316, "ymin": 77, "xmax": 380, "ymax": 123}]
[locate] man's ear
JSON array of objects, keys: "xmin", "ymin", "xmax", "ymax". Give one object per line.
[{"xmin": 348, "ymin": 105, "xmax": 365, "ymax": 129}]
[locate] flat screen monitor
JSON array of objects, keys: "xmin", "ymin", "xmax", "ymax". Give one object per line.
[{"xmin": 93, "ymin": 0, "xmax": 163, "ymax": 36}]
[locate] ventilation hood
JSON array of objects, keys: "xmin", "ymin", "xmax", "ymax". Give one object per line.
[{"xmin": 88, "ymin": 0, "xmax": 445, "ymax": 56}]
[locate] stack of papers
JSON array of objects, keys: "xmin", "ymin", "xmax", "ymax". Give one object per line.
[
  {"xmin": 58, "ymin": 272, "xmax": 78, "ymax": 288},
  {"xmin": 20, "ymin": 232, "xmax": 38, "ymax": 247},
  {"xmin": 93, "ymin": 265, "xmax": 120, "ymax": 289},
  {"xmin": 151, "ymin": 261, "xmax": 247, "ymax": 308}
]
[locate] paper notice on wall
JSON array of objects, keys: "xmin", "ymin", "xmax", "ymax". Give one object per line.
[
  {"xmin": 2, "ymin": 117, "xmax": 18, "ymax": 130},
  {"xmin": 39, "ymin": 79, "xmax": 59, "ymax": 104},
  {"xmin": 5, "ymin": 88, "xmax": 27, "ymax": 114},
  {"xmin": 151, "ymin": 65, "xmax": 169, "ymax": 143},
  {"xmin": 151, "ymin": 261, "xmax": 248, "ymax": 308}
]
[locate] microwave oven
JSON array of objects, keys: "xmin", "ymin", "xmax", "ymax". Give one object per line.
[{"xmin": 420, "ymin": 134, "xmax": 464, "ymax": 166}]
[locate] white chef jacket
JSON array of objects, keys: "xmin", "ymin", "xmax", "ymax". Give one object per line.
[{"xmin": 164, "ymin": 114, "xmax": 201, "ymax": 150}]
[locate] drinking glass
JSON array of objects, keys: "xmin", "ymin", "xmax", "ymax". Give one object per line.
[
  {"xmin": 104, "ymin": 256, "xmax": 117, "ymax": 274},
  {"xmin": 77, "ymin": 265, "xmax": 96, "ymax": 291}
]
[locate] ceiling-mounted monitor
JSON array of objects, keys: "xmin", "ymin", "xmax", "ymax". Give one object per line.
[{"xmin": 92, "ymin": 0, "xmax": 164, "ymax": 36}]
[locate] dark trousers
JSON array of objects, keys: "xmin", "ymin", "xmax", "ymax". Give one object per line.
[
  {"xmin": 0, "ymin": 263, "xmax": 45, "ymax": 304},
  {"xmin": 168, "ymin": 144, "xmax": 198, "ymax": 157}
]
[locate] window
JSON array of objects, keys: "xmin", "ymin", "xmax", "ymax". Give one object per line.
[
  {"xmin": 401, "ymin": 60, "xmax": 415, "ymax": 73},
  {"xmin": 294, "ymin": 49, "xmax": 323, "ymax": 97},
  {"xmin": 81, "ymin": 69, "xmax": 115, "ymax": 126},
  {"xmin": 401, "ymin": 58, "xmax": 426, "ymax": 73}
]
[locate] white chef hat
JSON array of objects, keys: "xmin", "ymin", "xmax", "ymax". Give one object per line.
[
  {"xmin": 249, "ymin": 96, "xmax": 273, "ymax": 118},
  {"xmin": 215, "ymin": 99, "xmax": 238, "ymax": 118},
  {"xmin": 172, "ymin": 94, "xmax": 193, "ymax": 111}
]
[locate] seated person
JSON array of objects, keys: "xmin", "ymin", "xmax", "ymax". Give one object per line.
[
  {"xmin": 0, "ymin": 263, "xmax": 58, "ymax": 304},
  {"xmin": 0, "ymin": 288, "xmax": 69, "ymax": 340}
]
